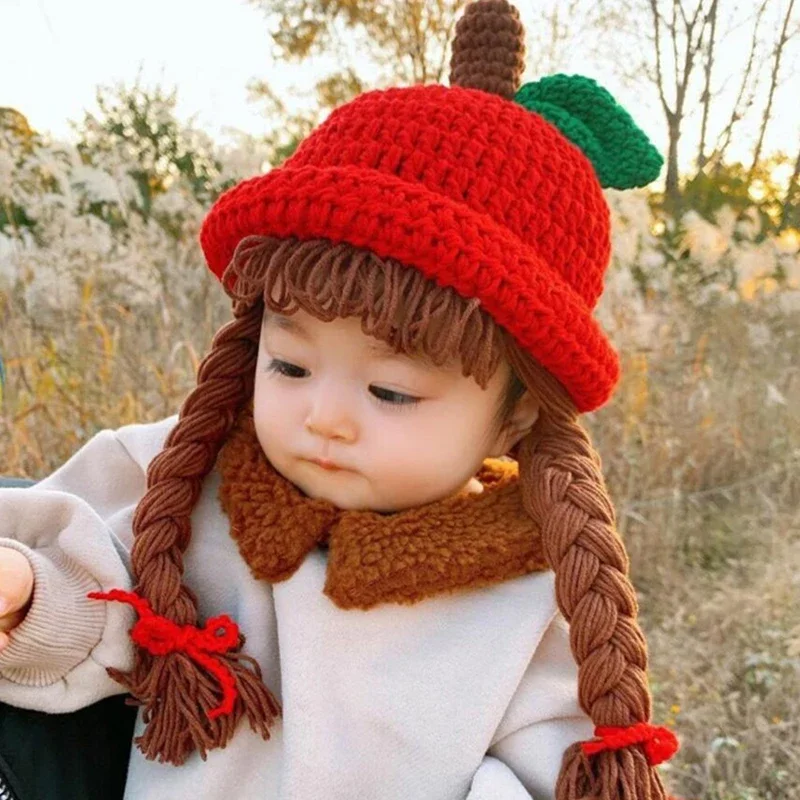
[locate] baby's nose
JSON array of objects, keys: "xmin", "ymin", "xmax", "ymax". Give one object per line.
[{"xmin": 304, "ymin": 387, "xmax": 358, "ymax": 443}]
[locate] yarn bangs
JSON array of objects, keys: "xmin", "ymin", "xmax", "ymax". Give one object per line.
[{"xmin": 223, "ymin": 235, "xmax": 516, "ymax": 390}]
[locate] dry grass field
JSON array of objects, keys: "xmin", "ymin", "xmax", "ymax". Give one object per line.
[{"xmin": 1, "ymin": 269, "xmax": 798, "ymax": 800}]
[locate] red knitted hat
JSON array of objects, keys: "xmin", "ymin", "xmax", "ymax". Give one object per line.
[{"xmin": 200, "ymin": 75, "xmax": 661, "ymax": 412}]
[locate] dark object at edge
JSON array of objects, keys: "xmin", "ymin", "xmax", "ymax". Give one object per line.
[{"xmin": 0, "ymin": 476, "xmax": 136, "ymax": 800}]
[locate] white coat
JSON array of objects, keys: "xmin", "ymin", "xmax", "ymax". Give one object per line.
[{"xmin": 0, "ymin": 415, "xmax": 593, "ymax": 799}]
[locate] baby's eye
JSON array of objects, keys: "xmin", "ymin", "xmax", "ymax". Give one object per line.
[
  {"xmin": 265, "ymin": 361, "xmax": 420, "ymax": 407},
  {"xmin": 369, "ymin": 385, "xmax": 421, "ymax": 407},
  {"xmin": 266, "ymin": 359, "xmax": 308, "ymax": 378}
]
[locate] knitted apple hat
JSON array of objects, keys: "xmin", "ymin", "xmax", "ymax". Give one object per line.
[{"xmin": 200, "ymin": 11, "xmax": 661, "ymax": 412}]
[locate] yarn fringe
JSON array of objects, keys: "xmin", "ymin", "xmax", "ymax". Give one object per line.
[
  {"xmin": 108, "ymin": 648, "xmax": 281, "ymax": 765},
  {"xmin": 557, "ymin": 742, "xmax": 671, "ymax": 800}
]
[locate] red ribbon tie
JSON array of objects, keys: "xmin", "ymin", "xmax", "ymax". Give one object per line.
[
  {"xmin": 88, "ymin": 588, "xmax": 240, "ymax": 719},
  {"xmin": 581, "ymin": 722, "xmax": 679, "ymax": 765}
]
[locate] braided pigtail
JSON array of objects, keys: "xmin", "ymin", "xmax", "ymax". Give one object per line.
[
  {"xmin": 506, "ymin": 346, "xmax": 675, "ymax": 799},
  {"xmin": 91, "ymin": 276, "xmax": 281, "ymax": 765}
]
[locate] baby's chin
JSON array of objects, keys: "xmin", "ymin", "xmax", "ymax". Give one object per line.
[
  {"xmin": 299, "ymin": 483, "xmax": 403, "ymax": 515},
  {"xmin": 282, "ymin": 459, "xmax": 473, "ymax": 514},
  {"xmin": 280, "ymin": 465, "xmax": 370, "ymax": 510},
  {"xmin": 290, "ymin": 471, "xmax": 415, "ymax": 515}
]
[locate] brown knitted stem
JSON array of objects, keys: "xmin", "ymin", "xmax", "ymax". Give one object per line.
[
  {"xmin": 449, "ymin": 0, "xmax": 526, "ymax": 99},
  {"xmin": 505, "ymin": 347, "xmax": 671, "ymax": 799}
]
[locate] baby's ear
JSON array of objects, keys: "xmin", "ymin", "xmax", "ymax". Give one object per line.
[{"xmin": 488, "ymin": 392, "xmax": 540, "ymax": 458}]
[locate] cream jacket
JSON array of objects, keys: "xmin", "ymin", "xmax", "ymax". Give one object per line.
[{"xmin": 0, "ymin": 416, "xmax": 593, "ymax": 799}]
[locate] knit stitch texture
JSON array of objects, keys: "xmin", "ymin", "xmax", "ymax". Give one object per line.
[{"xmin": 201, "ymin": 83, "xmax": 621, "ymax": 411}]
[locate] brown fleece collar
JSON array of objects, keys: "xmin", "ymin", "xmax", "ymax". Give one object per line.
[{"xmin": 216, "ymin": 408, "xmax": 549, "ymax": 609}]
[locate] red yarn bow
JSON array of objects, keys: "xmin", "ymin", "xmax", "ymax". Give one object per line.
[
  {"xmin": 88, "ymin": 588, "xmax": 241, "ymax": 719},
  {"xmin": 581, "ymin": 722, "xmax": 679, "ymax": 766}
]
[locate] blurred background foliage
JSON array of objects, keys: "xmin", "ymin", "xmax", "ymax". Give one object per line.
[{"xmin": 1, "ymin": 1, "xmax": 799, "ymax": 797}]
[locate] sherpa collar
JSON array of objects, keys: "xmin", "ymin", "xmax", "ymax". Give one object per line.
[{"xmin": 216, "ymin": 407, "xmax": 549, "ymax": 609}]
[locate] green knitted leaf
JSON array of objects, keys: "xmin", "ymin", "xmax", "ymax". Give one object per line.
[{"xmin": 514, "ymin": 74, "xmax": 663, "ymax": 190}]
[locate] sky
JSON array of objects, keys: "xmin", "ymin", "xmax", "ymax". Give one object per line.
[
  {"xmin": 1, "ymin": 0, "xmax": 798, "ymax": 180},
  {"xmin": 1, "ymin": 0, "xmax": 291, "ymax": 142}
]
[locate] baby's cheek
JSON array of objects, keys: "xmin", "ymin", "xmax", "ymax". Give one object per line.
[
  {"xmin": 253, "ymin": 403, "xmax": 292, "ymax": 462},
  {"xmin": 378, "ymin": 449, "xmax": 463, "ymax": 506}
]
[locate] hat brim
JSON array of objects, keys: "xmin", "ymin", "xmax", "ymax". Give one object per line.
[{"xmin": 200, "ymin": 164, "xmax": 619, "ymax": 412}]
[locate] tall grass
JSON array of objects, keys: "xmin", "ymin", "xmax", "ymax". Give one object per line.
[
  {"xmin": 587, "ymin": 290, "xmax": 800, "ymax": 799},
  {"xmin": 0, "ymin": 269, "xmax": 228, "ymax": 473},
  {"xmin": 1, "ymin": 136, "xmax": 799, "ymax": 797},
  {"xmin": 2, "ymin": 271, "xmax": 798, "ymax": 799}
]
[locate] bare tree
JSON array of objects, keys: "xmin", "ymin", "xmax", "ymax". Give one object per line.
[
  {"xmin": 594, "ymin": 0, "xmax": 797, "ymax": 205},
  {"xmin": 647, "ymin": 0, "xmax": 714, "ymax": 208},
  {"xmin": 706, "ymin": 0, "xmax": 769, "ymax": 173},
  {"xmin": 696, "ymin": 0, "xmax": 720, "ymax": 170},
  {"xmin": 249, "ymin": 0, "xmax": 468, "ymax": 94},
  {"xmin": 747, "ymin": 0, "xmax": 798, "ymax": 183}
]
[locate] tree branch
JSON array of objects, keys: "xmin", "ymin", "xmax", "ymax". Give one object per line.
[
  {"xmin": 435, "ymin": 0, "xmax": 465, "ymax": 84},
  {"xmin": 671, "ymin": 0, "xmax": 681, "ymax": 94},
  {"xmin": 748, "ymin": 0, "xmax": 798, "ymax": 182},
  {"xmin": 697, "ymin": 0, "xmax": 719, "ymax": 170},
  {"xmin": 708, "ymin": 0, "xmax": 768, "ymax": 169},
  {"xmin": 780, "ymin": 140, "xmax": 800, "ymax": 229},
  {"xmin": 649, "ymin": 0, "xmax": 675, "ymax": 117}
]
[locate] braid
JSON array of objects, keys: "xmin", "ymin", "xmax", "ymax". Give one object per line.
[
  {"xmin": 506, "ymin": 347, "xmax": 671, "ymax": 799},
  {"xmin": 450, "ymin": 4, "xmax": 673, "ymax": 791},
  {"xmin": 108, "ymin": 301, "xmax": 281, "ymax": 765}
]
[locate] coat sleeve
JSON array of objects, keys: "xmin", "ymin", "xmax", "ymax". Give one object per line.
[
  {"xmin": 466, "ymin": 611, "xmax": 595, "ymax": 800},
  {"xmin": 0, "ymin": 422, "xmax": 166, "ymax": 712}
]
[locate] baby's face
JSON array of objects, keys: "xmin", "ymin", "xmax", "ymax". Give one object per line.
[{"xmin": 253, "ymin": 308, "xmax": 513, "ymax": 512}]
